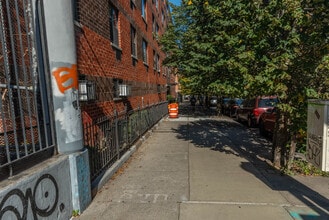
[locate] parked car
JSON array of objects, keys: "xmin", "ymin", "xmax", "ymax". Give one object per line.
[
  {"xmin": 208, "ymin": 96, "xmax": 218, "ymax": 110},
  {"xmin": 190, "ymin": 96, "xmax": 197, "ymax": 106},
  {"xmin": 221, "ymin": 97, "xmax": 231, "ymax": 114},
  {"xmin": 236, "ymin": 96, "xmax": 278, "ymax": 127},
  {"xmin": 259, "ymin": 107, "xmax": 277, "ymax": 136},
  {"xmin": 223, "ymin": 98, "xmax": 243, "ymax": 117}
]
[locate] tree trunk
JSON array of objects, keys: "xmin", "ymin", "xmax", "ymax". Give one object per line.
[
  {"xmin": 286, "ymin": 134, "xmax": 297, "ymax": 171},
  {"xmin": 272, "ymin": 110, "xmax": 289, "ymax": 169},
  {"xmin": 272, "ymin": 127, "xmax": 282, "ymax": 168}
]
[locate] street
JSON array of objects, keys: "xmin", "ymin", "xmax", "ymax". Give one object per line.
[{"xmin": 77, "ymin": 102, "xmax": 329, "ymax": 220}]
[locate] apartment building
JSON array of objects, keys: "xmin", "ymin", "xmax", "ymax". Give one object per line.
[{"xmin": 73, "ymin": 0, "xmax": 173, "ymax": 120}]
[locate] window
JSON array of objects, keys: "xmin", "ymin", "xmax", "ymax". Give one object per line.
[
  {"xmin": 142, "ymin": 39, "xmax": 148, "ymax": 64},
  {"xmin": 113, "ymin": 79, "xmax": 131, "ymax": 98},
  {"xmin": 141, "ymin": 0, "xmax": 147, "ymax": 20},
  {"xmin": 113, "ymin": 79, "xmax": 122, "ymax": 98},
  {"xmin": 156, "ymin": 24, "xmax": 159, "ymax": 36},
  {"xmin": 152, "ymin": 14, "xmax": 155, "ymax": 33},
  {"xmin": 157, "ymin": 54, "xmax": 160, "ymax": 71},
  {"xmin": 109, "ymin": 4, "xmax": 119, "ymax": 46},
  {"xmin": 153, "ymin": 50, "xmax": 156, "ymax": 70},
  {"xmin": 131, "ymin": 26, "xmax": 137, "ymax": 58},
  {"xmin": 152, "ymin": 15, "xmax": 158, "ymax": 39},
  {"xmin": 153, "ymin": 51, "xmax": 159, "ymax": 71}
]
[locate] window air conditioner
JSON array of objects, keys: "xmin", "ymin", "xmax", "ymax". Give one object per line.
[{"xmin": 118, "ymin": 84, "xmax": 131, "ymax": 97}]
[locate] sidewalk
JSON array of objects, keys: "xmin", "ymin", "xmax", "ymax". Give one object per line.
[{"xmin": 77, "ymin": 109, "xmax": 329, "ymax": 220}]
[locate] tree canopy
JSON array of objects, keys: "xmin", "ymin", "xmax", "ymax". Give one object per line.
[{"xmin": 161, "ymin": 0, "xmax": 329, "ymax": 168}]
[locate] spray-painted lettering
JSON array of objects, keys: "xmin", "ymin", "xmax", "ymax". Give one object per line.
[
  {"xmin": 0, "ymin": 174, "xmax": 61, "ymax": 219},
  {"xmin": 120, "ymin": 190, "xmax": 168, "ymax": 203},
  {"xmin": 52, "ymin": 64, "xmax": 78, "ymax": 94},
  {"xmin": 307, "ymin": 134, "xmax": 322, "ymax": 167}
]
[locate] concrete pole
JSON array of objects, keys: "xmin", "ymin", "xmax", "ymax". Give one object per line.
[
  {"xmin": 40, "ymin": 1, "xmax": 91, "ymax": 213},
  {"xmin": 42, "ymin": 0, "xmax": 83, "ymax": 153}
]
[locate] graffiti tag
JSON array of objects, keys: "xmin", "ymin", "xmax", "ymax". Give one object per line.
[
  {"xmin": 307, "ymin": 133, "xmax": 322, "ymax": 167},
  {"xmin": 0, "ymin": 174, "xmax": 61, "ymax": 219},
  {"xmin": 120, "ymin": 190, "xmax": 168, "ymax": 203},
  {"xmin": 52, "ymin": 64, "xmax": 78, "ymax": 94}
]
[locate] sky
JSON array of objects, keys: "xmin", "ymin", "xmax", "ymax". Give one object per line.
[{"xmin": 169, "ymin": 0, "xmax": 181, "ymax": 6}]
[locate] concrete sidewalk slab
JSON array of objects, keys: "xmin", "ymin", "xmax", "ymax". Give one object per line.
[
  {"xmin": 80, "ymin": 203, "xmax": 180, "ymax": 220},
  {"xmin": 189, "ymin": 140, "xmax": 288, "ymax": 204},
  {"xmin": 179, "ymin": 202, "xmax": 293, "ymax": 220}
]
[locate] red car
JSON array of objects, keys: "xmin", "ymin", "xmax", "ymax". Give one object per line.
[
  {"xmin": 259, "ymin": 107, "xmax": 277, "ymax": 136},
  {"xmin": 237, "ymin": 96, "xmax": 278, "ymax": 127},
  {"xmin": 223, "ymin": 98, "xmax": 243, "ymax": 117}
]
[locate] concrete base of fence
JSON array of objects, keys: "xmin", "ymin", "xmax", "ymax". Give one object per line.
[
  {"xmin": 69, "ymin": 149, "xmax": 92, "ymax": 214},
  {"xmin": 0, "ymin": 155, "xmax": 73, "ymax": 219}
]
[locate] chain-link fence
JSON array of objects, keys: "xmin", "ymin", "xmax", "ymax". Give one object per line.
[
  {"xmin": 0, "ymin": 0, "xmax": 55, "ymax": 178},
  {"xmin": 84, "ymin": 102, "xmax": 168, "ymax": 182}
]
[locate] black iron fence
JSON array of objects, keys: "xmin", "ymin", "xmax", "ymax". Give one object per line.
[
  {"xmin": 84, "ymin": 102, "xmax": 168, "ymax": 182},
  {"xmin": 0, "ymin": 0, "xmax": 169, "ymax": 183},
  {"xmin": 0, "ymin": 0, "xmax": 55, "ymax": 178}
]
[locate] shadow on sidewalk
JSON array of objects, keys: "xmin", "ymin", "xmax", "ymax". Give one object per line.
[{"xmin": 171, "ymin": 118, "xmax": 329, "ymax": 219}]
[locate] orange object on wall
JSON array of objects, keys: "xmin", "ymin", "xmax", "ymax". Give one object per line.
[
  {"xmin": 52, "ymin": 64, "xmax": 78, "ymax": 94},
  {"xmin": 168, "ymin": 103, "xmax": 179, "ymax": 118}
]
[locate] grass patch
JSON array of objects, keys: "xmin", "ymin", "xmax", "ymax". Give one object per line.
[{"xmin": 289, "ymin": 159, "xmax": 329, "ymax": 177}]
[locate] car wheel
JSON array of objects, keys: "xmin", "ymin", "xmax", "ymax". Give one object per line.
[
  {"xmin": 237, "ymin": 113, "xmax": 241, "ymax": 122},
  {"xmin": 231, "ymin": 109, "xmax": 237, "ymax": 118},
  {"xmin": 259, "ymin": 119, "xmax": 267, "ymax": 136}
]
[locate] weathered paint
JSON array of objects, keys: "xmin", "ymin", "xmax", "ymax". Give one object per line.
[
  {"xmin": 42, "ymin": 0, "xmax": 83, "ymax": 153},
  {"xmin": 51, "ymin": 62, "xmax": 82, "ymax": 148},
  {"xmin": 69, "ymin": 149, "xmax": 91, "ymax": 213},
  {"xmin": 288, "ymin": 208, "xmax": 320, "ymax": 220},
  {"xmin": 0, "ymin": 157, "xmax": 72, "ymax": 219},
  {"xmin": 307, "ymin": 100, "xmax": 329, "ymax": 171}
]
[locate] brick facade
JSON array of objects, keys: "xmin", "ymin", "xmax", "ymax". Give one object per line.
[{"xmin": 74, "ymin": 0, "xmax": 174, "ymax": 122}]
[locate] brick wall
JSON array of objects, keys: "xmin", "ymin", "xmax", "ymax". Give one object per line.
[{"xmin": 74, "ymin": 0, "xmax": 173, "ymax": 123}]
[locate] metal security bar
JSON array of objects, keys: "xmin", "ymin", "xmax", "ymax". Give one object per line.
[
  {"xmin": 0, "ymin": 0, "xmax": 55, "ymax": 177},
  {"xmin": 84, "ymin": 102, "xmax": 168, "ymax": 183}
]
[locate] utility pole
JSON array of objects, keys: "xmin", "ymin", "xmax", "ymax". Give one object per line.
[
  {"xmin": 41, "ymin": 0, "xmax": 91, "ymax": 213},
  {"xmin": 42, "ymin": 0, "xmax": 83, "ymax": 153}
]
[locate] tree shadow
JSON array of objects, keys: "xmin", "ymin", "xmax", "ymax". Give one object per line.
[{"xmin": 171, "ymin": 117, "xmax": 329, "ymax": 219}]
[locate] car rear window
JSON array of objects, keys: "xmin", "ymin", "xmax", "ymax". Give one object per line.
[
  {"xmin": 258, "ymin": 98, "xmax": 278, "ymax": 107},
  {"xmin": 235, "ymin": 99, "xmax": 243, "ymax": 105}
]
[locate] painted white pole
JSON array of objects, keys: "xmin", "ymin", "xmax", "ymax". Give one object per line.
[
  {"xmin": 41, "ymin": 1, "xmax": 91, "ymax": 213},
  {"xmin": 42, "ymin": 0, "xmax": 83, "ymax": 153}
]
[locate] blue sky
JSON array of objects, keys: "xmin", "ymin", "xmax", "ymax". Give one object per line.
[{"xmin": 169, "ymin": 0, "xmax": 181, "ymax": 6}]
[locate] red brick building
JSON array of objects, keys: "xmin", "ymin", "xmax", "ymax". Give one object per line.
[{"xmin": 73, "ymin": 0, "xmax": 174, "ymax": 122}]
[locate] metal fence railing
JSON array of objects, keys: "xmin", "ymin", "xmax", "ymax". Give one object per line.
[
  {"xmin": 83, "ymin": 102, "xmax": 168, "ymax": 182},
  {"xmin": 0, "ymin": 0, "xmax": 55, "ymax": 178}
]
